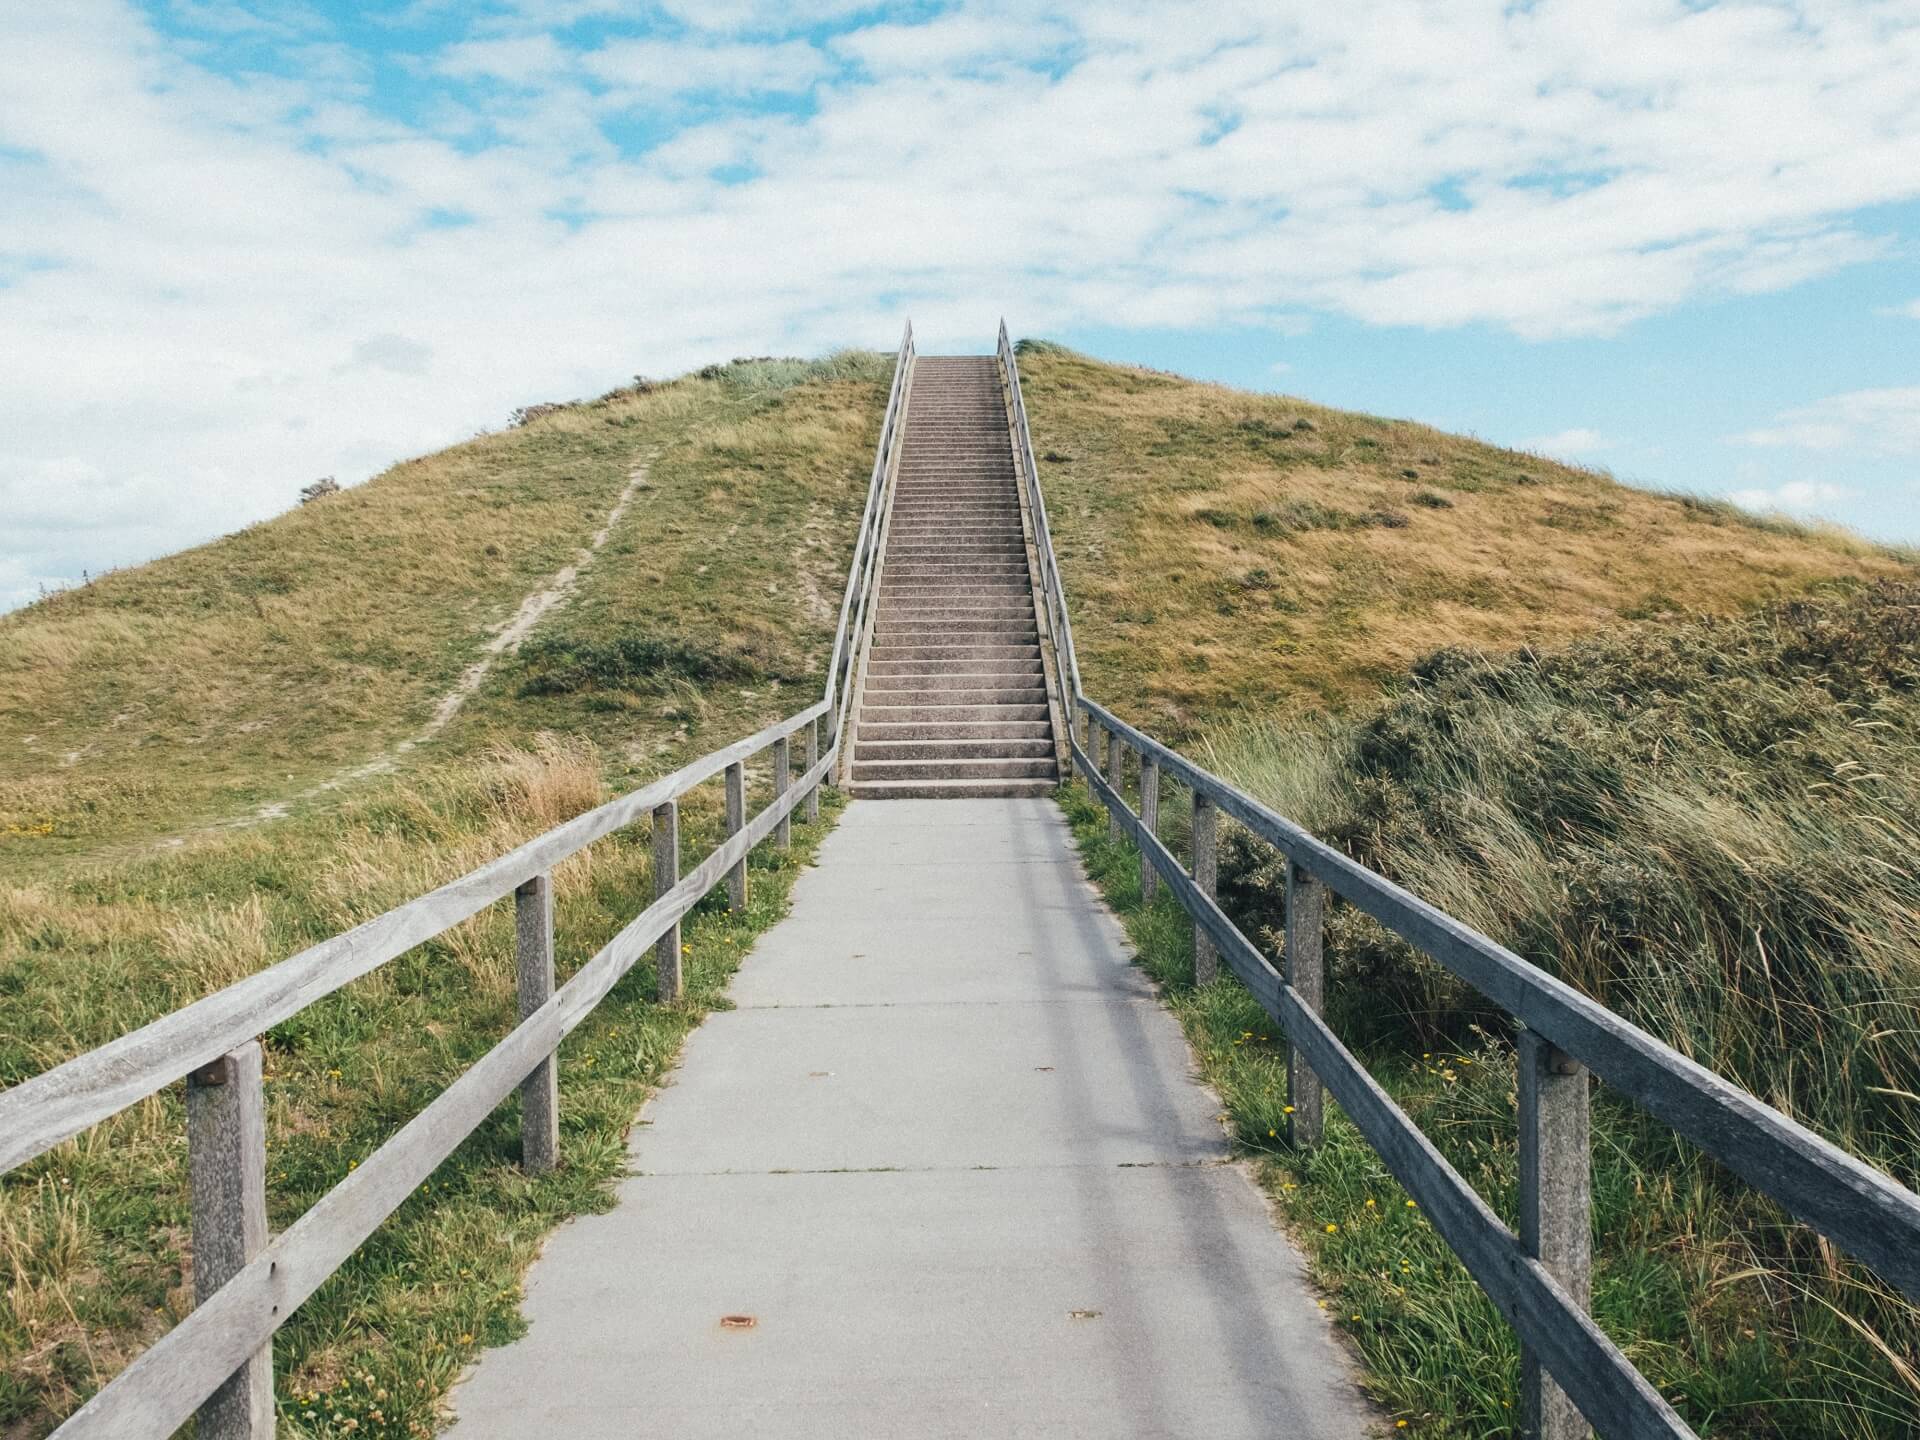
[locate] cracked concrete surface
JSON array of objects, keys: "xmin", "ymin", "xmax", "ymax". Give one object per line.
[{"xmin": 448, "ymin": 798, "xmax": 1376, "ymax": 1438}]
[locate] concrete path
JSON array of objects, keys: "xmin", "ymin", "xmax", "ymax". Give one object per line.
[{"xmin": 449, "ymin": 799, "xmax": 1375, "ymax": 1438}]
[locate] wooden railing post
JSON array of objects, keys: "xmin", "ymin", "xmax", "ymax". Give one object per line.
[
  {"xmin": 773, "ymin": 735, "xmax": 792, "ymax": 851},
  {"xmin": 515, "ymin": 874, "xmax": 558, "ymax": 1173},
  {"xmin": 1520, "ymin": 1028, "xmax": 1594, "ymax": 1440},
  {"xmin": 725, "ymin": 760, "xmax": 748, "ymax": 912},
  {"xmin": 805, "ymin": 718, "xmax": 820, "ymax": 824},
  {"xmin": 186, "ymin": 1041, "xmax": 272, "ymax": 1440},
  {"xmin": 1285, "ymin": 862, "xmax": 1326, "ymax": 1148},
  {"xmin": 1192, "ymin": 791, "xmax": 1218, "ymax": 986},
  {"xmin": 653, "ymin": 802, "xmax": 681, "ymax": 1002},
  {"xmin": 1107, "ymin": 731, "xmax": 1125, "ymax": 842},
  {"xmin": 1139, "ymin": 755, "xmax": 1160, "ymax": 900}
]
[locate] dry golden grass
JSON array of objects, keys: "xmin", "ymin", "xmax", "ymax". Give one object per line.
[
  {"xmin": 0, "ymin": 358, "xmax": 887, "ymax": 864},
  {"xmin": 1019, "ymin": 342, "xmax": 1912, "ymax": 736}
]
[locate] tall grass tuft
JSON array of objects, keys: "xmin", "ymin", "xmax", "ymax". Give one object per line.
[
  {"xmin": 1185, "ymin": 579, "xmax": 1920, "ymax": 1435},
  {"xmin": 1206, "ymin": 580, "xmax": 1920, "ymax": 1167}
]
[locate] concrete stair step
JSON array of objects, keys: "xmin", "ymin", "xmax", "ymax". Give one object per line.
[
  {"xmin": 879, "ymin": 602, "xmax": 1036, "ymax": 614},
  {"xmin": 857, "ymin": 702, "xmax": 1051, "ymax": 723},
  {"xmin": 854, "ymin": 737, "xmax": 1055, "ymax": 762},
  {"xmin": 851, "ymin": 757, "xmax": 1057, "ymax": 783},
  {"xmin": 866, "ymin": 670, "xmax": 1046, "ymax": 692},
  {"xmin": 847, "ymin": 777, "xmax": 1057, "ymax": 800},
  {"xmin": 863, "ymin": 684, "xmax": 1047, "ymax": 706},
  {"xmin": 875, "ymin": 637, "xmax": 1044, "ymax": 648},
  {"xmin": 873, "ymin": 638, "xmax": 1040, "ymax": 652},
  {"xmin": 857, "ymin": 719, "xmax": 1053, "ymax": 741},
  {"xmin": 866, "ymin": 657, "xmax": 1042, "ymax": 678},
  {"xmin": 875, "ymin": 614, "xmax": 1044, "ymax": 625},
  {"xmin": 868, "ymin": 643, "xmax": 1040, "ymax": 661}
]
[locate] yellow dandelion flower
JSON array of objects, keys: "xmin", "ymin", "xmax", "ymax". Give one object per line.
[{"xmin": 1324, "ymin": 1223, "xmax": 1339, "ymax": 1233}]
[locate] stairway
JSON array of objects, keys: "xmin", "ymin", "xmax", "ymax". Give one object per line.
[{"xmin": 847, "ymin": 355, "xmax": 1059, "ymax": 799}]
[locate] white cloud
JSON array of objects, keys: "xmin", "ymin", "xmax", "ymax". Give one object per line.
[
  {"xmin": 437, "ymin": 35, "xmax": 572, "ymax": 86},
  {"xmin": 1727, "ymin": 479, "xmax": 1851, "ymax": 514},
  {"xmin": 585, "ymin": 38, "xmax": 827, "ymax": 98},
  {"xmin": 1734, "ymin": 387, "xmax": 1920, "ymax": 455},
  {"xmin": 1880, "ymin": 297, "xmax": 1920, "ymax": 319},
  {"xmin": 7, "ymin": 0, "xmax": 1920, "ymax": 605},
  {"xmin": 1521, "ymin": 428, "xmax": 1611, "ymax": 457}
]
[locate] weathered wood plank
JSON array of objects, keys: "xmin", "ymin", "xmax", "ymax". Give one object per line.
[
  {"xmin": 1076, "ymin": 696, "xmax": 1920, "ymax": 1302},
  {"xmin": 805, "ymin": 720, "xmax": 820, "ymax": 825},
  {"xmin": 1521, "ymin": 1030, "xmax": 1593, "ymax": 1440},
  {"xmin": 1077, "ymin": 748, "xmax": 1284, "ymax": 1017},
  {"xmin": 997, "ymin": 320, "xmax": 1081, "ymax": 697},
  {"xmin": 1139, "ymin": 755, "xmax": 1160, "ymax": 901},
  {"xmin": 724, "ymin": 761, "xmax": 748, "ymax": 913},
  {"xmin": 514, "ymin": 876, "xmax": 557, "ymax": 1174},
  {"xmin": 1278, "ymin": 989, "xmax": 1691, "ymax": 1440},
  {"xmin": 186, "ymin": 1043, "xmax": 272, "ymax": 1440},
  {"xmin": 0, "ymin": 698, "xmax": 829, "ymax": 1176},
  {"xmin": 1192, "ymin": 790, "xmax": 1218, "ymax": 987},
  {"xmin": 652, "ymin": 801, "xmax": 681, "ymax": 1003},
  {"xmin": 1284, "ymin": 864, "xmax": 1326, "ymax": 1149},
  {"xmin": 773, "ymin": 735, "xmax": 792, "ymax": 851},
  {"xmin": 49, "ymin": 750, "xmax": 835, "ymax": 1440}
]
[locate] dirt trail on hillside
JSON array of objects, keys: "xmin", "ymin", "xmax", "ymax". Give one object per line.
[{"xmin": 159, "ymin": 455, "xmax": 655, "ymax": 847}]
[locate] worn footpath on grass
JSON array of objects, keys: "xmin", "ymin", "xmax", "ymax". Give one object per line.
[{"xmin": 447, "ymin": 797, "xmax": 1374, "ymax": 1438}]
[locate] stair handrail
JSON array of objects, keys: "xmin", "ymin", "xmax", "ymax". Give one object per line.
[
  {"xmin": 996, "ymin": 320, "xmax": 1080, "ymax": 730},
  {"xmin": 0, "ymin": 322, "xmax": 921, "ymax": 1439},
  {"xmin": 1000, "ymin": 328, "xmax": 1920, "ymax": 1440},
  {"xmin": 824, "ymin": 320, "xmax": 916, "ymax": 756}
]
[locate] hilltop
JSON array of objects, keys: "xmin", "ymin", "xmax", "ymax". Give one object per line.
[
  {"xmin": 0, "ymin": 354, "xmax": 888, "ymax": 862},
  {"xmin": 1018, "ymin": 341, "xmax": 1907, "ymax": 735}
]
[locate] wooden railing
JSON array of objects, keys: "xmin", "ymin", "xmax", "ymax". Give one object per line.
[
  {"xmin": 996, "ymin": 320, "xmax": 1079, "ymax": 754},
  {"xmin": 0, "ymin": 322, "xmax": 918, "ymax": 1439},
  {"xmin": 997, "ymin": 333, "xmax": 1920, "ymax": 1440}
]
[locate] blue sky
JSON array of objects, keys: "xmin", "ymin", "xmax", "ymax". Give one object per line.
[{"xmin": 2, "ymin": 1, "xmax": 1918, "ymax": 610}]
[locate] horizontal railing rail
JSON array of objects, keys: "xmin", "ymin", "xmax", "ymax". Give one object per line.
[
  {"xmin": 826, "ymin": 320, "xmax": 916, "ymax": 766},
  {"xmin": 996, "ymin": 320, "xmax": 1079, "ymax": 731},
  {"xmin": 0, "ymin": 321, "xmax": 918, "ymax": 1440},
  {"xmin": 998, "ymin": 331, "xmax": 1920, "ymax": 1440}
]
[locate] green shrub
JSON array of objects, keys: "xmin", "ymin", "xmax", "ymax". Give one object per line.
[{"xmin": 514, "ymin": 633, "xmax": 768, "ymax": 696}]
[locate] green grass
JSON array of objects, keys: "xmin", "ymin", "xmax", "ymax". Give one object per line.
[
  {"xmin": 0, "ymin": 351, "xmax": 887, "ymax": 1437},
  {"xmin": 1058, "ymin": 578, "xmax": 1920, "ymax": 1437},
  {"xmin": 0, "ymin": 350, "xmax": 888, "ymax": 860},
  {"xmin": 1, "ymin": 739, "xmax": 844, "ymax": 1438},
  {"xmin": 1019, "ymin": 340, "xmax": 1912, "ymax": 736}
]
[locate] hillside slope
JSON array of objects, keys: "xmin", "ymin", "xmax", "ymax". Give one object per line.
[
  {"xmin": 1019, "ymin": 341, "xmax": 1908, "ymax": 733},
  {"xmin": 0, "ymin": 354, "xmax": 887, "ymax": 861},
  {"xmin": 3, "ymin": 340, "xmax": 1911, "ymax": 1437},
  {"xmin": 0, "ymin": 354, "xmax": 885, "ymax": 1434}
]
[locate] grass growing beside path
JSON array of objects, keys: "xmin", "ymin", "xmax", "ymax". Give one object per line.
[
  {"xmin": 0, "ymin": 350, "xmax": 883, "ymax": 1436},
  {"xmin": 1059, "ymin": 580, "xmax": 1920, "ymax": 1437},
  {"xmin": 2, "ymin": 737, "xmax": 844, "ymax": 1437}
]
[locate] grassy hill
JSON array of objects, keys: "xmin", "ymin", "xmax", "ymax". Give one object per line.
[
  {"xmin": 1021, "ymin": 342, "xmax": 1919, "ymax": 1439},
  {"xmin": 2, "ymin": 339, "xmax": 1911, "ymax": 1437},
  {"xmin": 0, "ymin": 354, "xmax": 886, "ymax": 1434},
  {"xmin": 0, "ymin": 354, "xmax": 886, "ymax": 861},
  {"xmin": 1018, "ymin": 340, "xmax": 1907, "ymax": 734}
]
